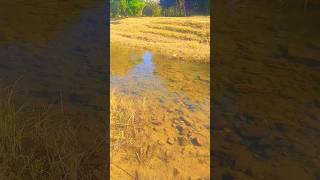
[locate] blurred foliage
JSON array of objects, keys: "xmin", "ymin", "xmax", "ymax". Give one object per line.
[
  {"xmin": 111, "ymin": 0, "xmax": 210, "ymax": 17},
  {"xmin": 143, "ymin": 0, "xmax": 162, "ymax": 16},
  {"xmin": 161, "ymin": 6, "xmax": 184, "ymax": 16},
  {"xmin": 110, "ymin": 0, "xmax": 145, "ymax": 17},
  {"xmin": 160, "ymin": 0, "xmax": 210, "ymax": 16}
]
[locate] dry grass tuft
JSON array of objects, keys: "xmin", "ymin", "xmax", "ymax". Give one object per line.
[
  {"xmin": 110, "ymin": 90, "xmax": 148, "ymax": 153},
  {"xmin": 0, "ymin": 87, "xmax": 105, "ymax": 180}
]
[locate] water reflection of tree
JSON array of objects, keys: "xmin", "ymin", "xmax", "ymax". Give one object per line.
[
  {"xmin": 153, "ymin": 56, "xmax": 210, "ymax": 102},
  {"xmin": 0, "ymin": 0, "xmax": 104, "ymax": 46}
]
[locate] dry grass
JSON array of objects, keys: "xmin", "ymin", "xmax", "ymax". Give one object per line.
[
  {"xmin": 110, "ymin": 90, "xmax": 166, "ymax": 179},
  {"xmin": 110, "ymin": 89, "xmax": 148, "ymax": 153},
  {"xmin": 111, "ymin": 16, "xmax": 210, "ymax": 63},
  {"xmin": 110, "ymin": 90, "xmax": 145, "ymax": 179},
  {"xmin": 0, "ymin": 87, "xmax": 105, "ymax": 180}
]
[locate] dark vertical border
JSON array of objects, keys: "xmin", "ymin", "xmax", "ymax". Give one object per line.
[
  {"xmin": 210, "ymin": 0, "xmax": 214, "ymax": 179},
  {"xmin": 105, "ymin": 0, "xmax": 111, "ymax": 179}
]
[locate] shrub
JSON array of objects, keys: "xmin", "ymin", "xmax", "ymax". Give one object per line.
[{"xmin": 111, "ymin": 0, "xmax": 129, "ymax": 17}]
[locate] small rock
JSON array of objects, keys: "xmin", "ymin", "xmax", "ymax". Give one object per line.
[
  {"xmin": 157, "ymin": 140, "xmax": 164, "ymax": 145},
  {"xmin": 167, "ymin": 137, "xmax": 175, "ymax": 145},
  {"xmin": 198, "ymin": 75, "xmax": 210, "ymax": 82},
  {"xmin": 165, "ymin": 150, "xmax": 173, "ymax": 159},
  {"xmin": 192, "ymin": 136, "xmax": 205, "ymax": 146},
  {"xmin": 152, "ymin": 120, "xmax": 162, "ymax": 126},
  {"xmin": 167, "ymin": 108, "xmax": 174, "ymax": 113}
]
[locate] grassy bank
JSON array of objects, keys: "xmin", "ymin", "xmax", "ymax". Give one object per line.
[
  {"xmin": 111, "ymin": 16, "xmax": 210, "ymax": 63},
  {"xmin": 0, "ymin": 88, "xmax": 106, "ymax": 179}
]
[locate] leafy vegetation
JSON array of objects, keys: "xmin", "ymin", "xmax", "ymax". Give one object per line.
[
  {"xmin": 110, "ymin": 0, "xmax": 146, "ymax": 17},
  {"xmin": 111, "ymin": 0, "xmax": 210, "ymax": 17}
]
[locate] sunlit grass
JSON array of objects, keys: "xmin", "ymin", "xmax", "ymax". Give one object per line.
[
  {"xmin": 110, "ymin": 90, "xmax": 161, "ymax": 179},
  {"xmin": 110, "ymin": 89, "xmax": 148, "ymax": 152},
  {"xmin": 111, "ymin": 16, "xmax": 210, "ymax": 63},
  {"xmin": 0, "ymin": 87, "xmax": 104, "ymax": 179}
]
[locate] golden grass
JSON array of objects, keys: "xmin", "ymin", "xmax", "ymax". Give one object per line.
[
  {"xmin": 111, "ymin": 16, "xmax": 210, "ymax": 63},
  {"xmin": 110, "ymin": 90, "xmax": 150, "ymax": 179},
  {"xmin": 110, "ymin": 90, "xmax": 149, "ymax": 153},
  {"xmin": 0, "ymin": 87, "xmax": 104, "ymax": 179}
]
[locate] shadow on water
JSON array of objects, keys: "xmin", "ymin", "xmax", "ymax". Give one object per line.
[{"xmin": 213, "ymin": 0, "xmax": 320, "ymax": 179}]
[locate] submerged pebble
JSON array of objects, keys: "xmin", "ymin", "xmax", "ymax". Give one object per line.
[
  {"xmin": 192, "ymin": 136, "xmax": 205, "ymax": 146},
  {"xmin": 167, "ymin": 137, "xmax": 175, "ymax": 145}
]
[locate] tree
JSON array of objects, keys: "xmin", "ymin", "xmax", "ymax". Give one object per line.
[
  {"xmin": 128, "ymin": 0, "xmax": 146, "ymax": 16},
  {"xmin": 160, "ymin": 0, "xmax": 187, "ymax": 16},
  {"xmin": 110, "ymin": 0, "xmax": 145, "ymax": 17},
  {"xmin": 111, "ymin": 0, "xmax": 129, "ymax": 17}
]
